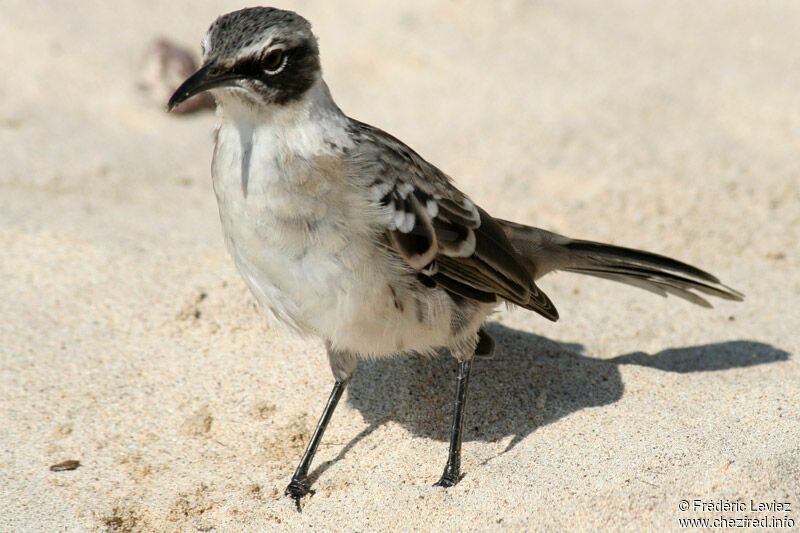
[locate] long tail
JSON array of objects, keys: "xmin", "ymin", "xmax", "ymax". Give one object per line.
[{"xmin": 498, "ymin": 219, "xmax": 744, "ymax": 307}]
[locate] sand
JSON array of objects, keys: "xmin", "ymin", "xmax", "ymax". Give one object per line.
[{"xmin": 2, "ymin": 1, "xmax": 798, "ymax": 531}]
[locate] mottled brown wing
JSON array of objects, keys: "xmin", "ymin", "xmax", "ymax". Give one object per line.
[{"xmin": 345, "ymin": 119, "xmax": 559, "ymax": 321}]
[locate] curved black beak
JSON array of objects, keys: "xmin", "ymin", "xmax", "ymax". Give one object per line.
[{"xmin": 167, "ymin": 62, "xmax": 244, "ymax": 111}]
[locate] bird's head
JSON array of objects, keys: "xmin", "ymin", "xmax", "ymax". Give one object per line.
[{"xmin": 168, "ymin": 7, "xmax": 321, "ymax": 112}]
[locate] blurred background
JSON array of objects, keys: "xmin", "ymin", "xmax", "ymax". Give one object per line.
[{"xmin": 2, "ymin": 1, "xmax": 798, "ymax": 530}]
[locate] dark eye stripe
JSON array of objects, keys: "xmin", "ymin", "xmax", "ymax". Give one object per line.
[
  {"xmin": 226, "ymin": 38, "xmax": 319, "ymax": 104},
  {"xmin": 232, "ymin": 41, "xmax": 313, "ymax": 77},
  {"xmin": 230, "ymin": 56, "xmax": 264, "ymax": 78}
]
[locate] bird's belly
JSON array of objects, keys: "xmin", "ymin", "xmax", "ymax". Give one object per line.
[{"xmin": 221, "ymin": 205, "xmax": 460, "ymax": 356}]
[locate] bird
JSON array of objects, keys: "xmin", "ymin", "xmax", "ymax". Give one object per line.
[{"xmin": 168, "ymin": 7, "xmax": 743, "ymax": 508}]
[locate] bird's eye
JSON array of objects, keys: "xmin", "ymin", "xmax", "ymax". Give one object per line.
[{"xmin": 262, "ymin": 49, "xmax": 284, "ymax": 72}]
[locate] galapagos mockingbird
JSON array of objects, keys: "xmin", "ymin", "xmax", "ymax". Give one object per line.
[{"xmin": 168, "ymin": 7, "xmax": 743, "ymax": 508}]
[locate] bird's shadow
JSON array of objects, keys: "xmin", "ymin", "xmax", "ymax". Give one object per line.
[
  {"xmin": 341, "ymin": 323, "xmax": 789, "ymax": 455},
  {"xmin": 306, "ymin": 324, "xmax": 789, "ymax": 484}
]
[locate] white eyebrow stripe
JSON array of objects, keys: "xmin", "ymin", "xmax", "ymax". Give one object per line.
[{"xmin": 234, "ymin": 33, "xmax": 285, "ymax": 62}]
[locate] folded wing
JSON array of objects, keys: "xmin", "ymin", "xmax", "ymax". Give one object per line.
[{"xmin": 345, "ymin": 120, "xmax": 559, "ymax": 321}]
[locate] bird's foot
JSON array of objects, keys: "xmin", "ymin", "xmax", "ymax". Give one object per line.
[
  {"xmin": 285, "ymin": 477, "xmax": 314, "ymax": 511},
  {"xmin": 433, "ymin": 469, "xmax": 462, "ymax": 488}
]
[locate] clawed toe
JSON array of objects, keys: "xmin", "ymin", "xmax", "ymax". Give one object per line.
[
  {"xmin": 285, "ymin": 478, "xmax": 314, "ymax": 511},
  {"xmin": 433, "ymin": 472, "xmax": 461, "ymax": 488}
]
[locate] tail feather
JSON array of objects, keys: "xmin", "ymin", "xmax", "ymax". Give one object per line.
[
  {"xmin": 564, "ymin": 240, "xmax": 721, "ymax": 283},
  {"xmin": 577, "ymin": 271, "xmax": 714, "ymax": 307},
  {"xmin": 497, "ymin": 220, "xmax": 744, "ymax": 307}
]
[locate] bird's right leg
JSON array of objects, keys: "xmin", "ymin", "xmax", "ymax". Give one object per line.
[
  {"xmin": 285, "ymin": 346, "xmax": 356, "ymax": 510},
  {"xmin": 434, "ymin": 328, "xmax": 493, "ymax": 487}
]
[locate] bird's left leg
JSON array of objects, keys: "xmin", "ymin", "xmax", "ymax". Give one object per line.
[{"xmin": 285, "ymin": 346, "xmax": 356, "ymax": 509}]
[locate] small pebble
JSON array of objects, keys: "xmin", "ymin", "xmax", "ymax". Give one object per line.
[{"xmin": 50, "ymin": 459, "xmax": 81, "ymax": 472}]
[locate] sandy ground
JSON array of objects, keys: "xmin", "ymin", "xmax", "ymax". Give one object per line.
[{"xmin": 2, "ymin": 1, "xmax": 799, "ymax": 531}]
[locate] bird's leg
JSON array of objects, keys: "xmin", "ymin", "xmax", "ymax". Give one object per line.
[
  {"xmin": 285, "ymin": 378, "xmax": 349, "ymax": 508},
  {"xmin": 434, "ymin": 358, "xmax": 474, "ymax": 488},
  {"xmin": 285, "ymin": 347, "xmax": 356, "ymax": 510}
]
